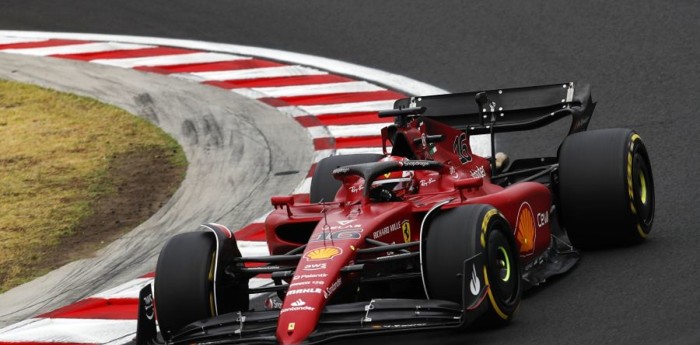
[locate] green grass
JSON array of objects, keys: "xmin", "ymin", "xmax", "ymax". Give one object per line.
[{"xmin": 0, "ymin": 79, "xmax": 186, "ymax": 292}]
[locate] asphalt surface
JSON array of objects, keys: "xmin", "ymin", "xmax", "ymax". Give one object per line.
[{"xmin": 1, "ymin": 1, "xmax": 699, "ymax": 344}]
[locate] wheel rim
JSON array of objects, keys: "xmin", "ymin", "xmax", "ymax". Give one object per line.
[
  {"xmin": 497, "ymin": 246, "xmax": 511, "ymax": 282},
  {"xmin": 487, "ymin": 229, "xmax": 517, "ymax": 304},
  {"xmin": 633, "ymin": 152, "xmax": 654, "ymax": 225}
]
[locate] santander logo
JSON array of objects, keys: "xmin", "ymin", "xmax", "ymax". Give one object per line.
[{"xmin": 291, "ymin": 299, "xmax": 306, "ymax": 307}]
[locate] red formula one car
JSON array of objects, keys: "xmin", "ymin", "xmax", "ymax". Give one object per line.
[{"xmin": 136, "ymin": 82, "xmax": 654, "ymax": 345}]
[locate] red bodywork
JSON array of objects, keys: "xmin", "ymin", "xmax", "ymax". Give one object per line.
[{"xmin": 265, "ymin": 117, "xmax": 553, "ymax": 344}]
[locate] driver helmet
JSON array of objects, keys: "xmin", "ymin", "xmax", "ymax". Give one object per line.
[{"xmin": 371, "ymin": 156, "xmax": 416, "ymax": 197}]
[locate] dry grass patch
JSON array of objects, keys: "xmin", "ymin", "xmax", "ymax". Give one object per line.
[{"xmin": 0, "ymin": 80, "xmax": 186, "ymax": 292}]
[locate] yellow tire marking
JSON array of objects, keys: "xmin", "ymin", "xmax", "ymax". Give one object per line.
[
  {"xmin": 481, "ymin": 209, "xmax": 499, "ymax": 248},
  {"xmin": 483, "ymin": 266, "xmax": 509, "ymax": 320},
  {"xmin": 208, "ymin": 252, "xmax": 216, "ymax": 316},
  {"xmin": 637, "ymin": 224, "xmax": 647, "ymax": 239}
]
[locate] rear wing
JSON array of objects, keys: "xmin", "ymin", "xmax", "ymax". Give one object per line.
[{"xmin": 388, "ymin": 82, "xmax": 595, "ymax": 135}]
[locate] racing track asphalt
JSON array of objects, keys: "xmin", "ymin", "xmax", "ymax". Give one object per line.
[{"xmin": 1, "ymin": 1, "xmax": 700, "ymax": 344}]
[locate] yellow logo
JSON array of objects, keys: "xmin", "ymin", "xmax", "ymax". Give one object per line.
[
  {"xmin": 384, "ymin": 173, "xmax": 392, "ymax": 178},
  {"xmin": 401, "ymin": 220, "xmax": 411, "ymax": 243},
  {"xmin": 515, "ymin": 203, "xmax": 536, "ymax": 255},
  {"xmin": 304, "ymin": 247, "xmax": 342, "ymax": 261}
]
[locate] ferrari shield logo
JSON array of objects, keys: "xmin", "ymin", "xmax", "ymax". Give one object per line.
[{"xmin": 401, "ymin": 220, "xmax": 411, "ymax": 243}]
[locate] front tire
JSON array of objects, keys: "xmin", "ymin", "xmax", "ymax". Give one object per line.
[
  {"xmin": 423, "ymin": 204, "xmax": 521, "ymax": 326},
  {"xmin": 155, "ymin": 232, "xmax": 216, "ymax": 339},
  {"xmin": 558, "ymin": 129, "xmax": 655, "ymax": 249}
]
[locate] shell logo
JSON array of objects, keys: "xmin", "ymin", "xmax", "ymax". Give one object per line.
[
  {"xmin": 515, "ymin": 203, "xmax": 536, "ymax": 255},
  {"xmin": 304, "ymin": 246, "xmax": 342, "ymax": 261}
]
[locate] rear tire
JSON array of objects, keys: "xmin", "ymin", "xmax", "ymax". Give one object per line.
[
  {"xmin": 309, "ymin": 153, "xmax": 383, "ymax": 203},
  {"xmin": 423, "ymin": 204, "xmax": 521, "ymax": 326},
  {"xmin": 558, "ymin": 128, "xmax": 654, "ymax": 249}
]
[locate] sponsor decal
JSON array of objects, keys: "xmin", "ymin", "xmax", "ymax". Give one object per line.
[
  {"xmin": 469, "ymin": 264, "xmax": 480, "ymax": 296},
  {"xmin": 304, "ymin": 247, "xmax": 343, "ymax": 261},
  {"xmin": 333, "ymin": 167, "xmax": 350, "ymax": 175},
  {"xmin": 323, "ymin": 223, "xmax": 362, "ymax": 231},
  {"xmin": 373, "ymin": 220, "xmax": 411, "ymax": 242},
  {"xmin": 470, "ymin": 165, "xmax": 486, "ymax": 178},
  {"xmin": 537, "ymin": 211, "xmax": 549, "ymax": 227},
  {"xmin": 288, "ymin": 322, "xmax": 295, "ymax": 332},
  {"xmin": 290, "ymin": 280, "xmax": 326, "ymax": 288},
  {"xmin": 381, "ymin": 323, "xmax": 429, "ymax": 329},
  {"xmin": 280, "ymin": 305, "xmax": 315, "ymax": 314},
  {"xmin": 302, "ymin": 263, "xmax": 327, "ymax": 271},
  {"xmin": 142, "ymin": 293, "xmax": 155, "ymax": 320},
  {"xmin": 286, "ymin": 288, "xmax": 323, "ymax": 296},
  {"xmin": 337, "ymin": 220, "xmax": 356, "ymax": 225},
  {"xmin": 311, "ymin": 230, "xmax": 361, "ymax": 242},
  {"xmin": 452, "ymin": 132, "xmax": 472, "ymax": 164},
  {"xmin": 323, "ymin": 277, "xmax": 342, "ymax": 299},
  {"xmin": 291, "ymin": 299, "xmax": 306, "ymax": 307},
  {"xmin": 419, "ymin": 177, "xmax": 436, "ymax": 187},
  {"xmin": 294, "ymin": 273, "xmax": 328, "ymax": 280},
  {"xmin": 383, "ymin": 172, "xmax": 392, "ymax": 178},
  {"xmin": 515, "ymin": 202, "xmax": 537, "ymax": 255},
  {"xmin": 265, "ymin": 296, "xmax": 283, "ymax": 310},
  {"xmin": 373, "ymin": 220, "xmax": 405, "ymax": 239},
  {"xmin": 350, "ymin": 184, "xmax": 364, "ymax": 193},
  {"xmin": 402, "ymin": 160, "xmax": 433, "ymax": 168},
  {"xmin": 289, "ymin": 281, "xmax": 311, "ymax": 287},
  {"xmin": 449, "ymin": 166, "xmax": 459, "ymax": 178}
]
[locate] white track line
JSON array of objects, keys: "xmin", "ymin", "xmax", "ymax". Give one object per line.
[
  {"xmin": 0, "ymin": 318, "xmax": 137, "ymax": 343},
  {"xmin": 1, "ymin": 42, "xmax": 152, "ymax": 56},
  {"xmin": 233, "ymin": 81, "xmax": 386, "ymax": 99},
  {"xmin": 326, "ymin": 123, "xmax": 386, "ymax": 138},
  {"xmin": 172, "ymin": 65, "xmax": 327, "ymax": 82},
  {"xmin": 93, "ymin": 52, "xmax": 250, "ymax": 68},
  {"xmin": 0, "ymin": 37, "xmax": 47, "ymax": 45},
  {"xmin": 278, "ymin": 100, "xmax": 397, "ymax": 117}
]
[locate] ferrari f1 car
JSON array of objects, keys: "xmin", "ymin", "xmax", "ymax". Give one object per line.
[{"xmin": 136, "ymin": 82, "xmax": 654, "ymax": 345}]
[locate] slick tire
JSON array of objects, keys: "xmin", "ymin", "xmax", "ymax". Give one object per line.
[
  {"xmin": 558, "ymin": 129, "xmax": 655, "ymax": 249},
  {"xmin": 423, "ymin": 204, "xmax": 521, "ymax": 327},
  {"xmin": 154, "ymin": 232, "xmax": 217, "ymax": 339},
  {"xmin": 309, "ymin": 153, "xmax": 383, "ymax": 203}
]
